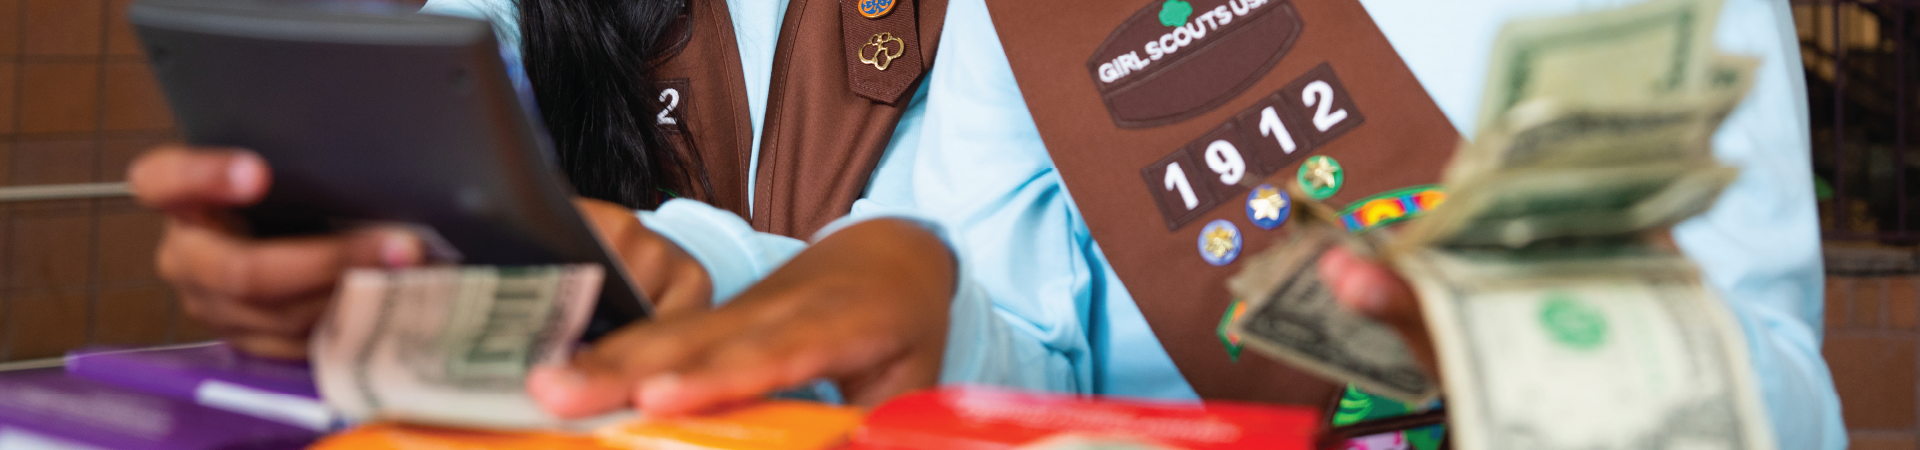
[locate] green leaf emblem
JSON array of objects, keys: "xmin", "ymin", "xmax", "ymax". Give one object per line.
[{"xmin": 1159, "ymin": 0, "xmax": 1193, "ymax": 27}]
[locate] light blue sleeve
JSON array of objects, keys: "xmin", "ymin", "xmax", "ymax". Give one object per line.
[
  {"xmin": 418, "ymin": 0, "xmax": 521, "ymax": 51},
  {"xmin": 638, "ymin": 199, "xmax": 805, "ymax": 305},
  {"xmin": 1672, "ymin": 1, "xmax": 1846, "ymax": 448},
  {"xmin": 838, "ymin": 0, "xmax": 1194, "ymax": 398}
]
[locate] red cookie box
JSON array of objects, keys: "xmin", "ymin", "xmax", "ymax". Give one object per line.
[{"xmin": 848, "ymin": 387, "xmax": 1320, "ymax": 450}]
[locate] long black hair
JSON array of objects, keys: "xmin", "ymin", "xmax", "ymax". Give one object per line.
[{"xmin": 517, "ymin": 0, "xmax": 702, "ymax": 210}]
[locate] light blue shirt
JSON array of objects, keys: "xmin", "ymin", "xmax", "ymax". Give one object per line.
[{"xmin": 423, "ymin": 0, "xmax": 1843, "ymax": 447}]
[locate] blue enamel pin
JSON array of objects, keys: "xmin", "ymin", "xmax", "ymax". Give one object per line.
[
  {"xmin": 1246, "ymin": 184, "xmax": 1290, "ymax": 230},
  {"xmin": 1198, "ymin": 219, "xmax": 1242, "ymax": 266}
]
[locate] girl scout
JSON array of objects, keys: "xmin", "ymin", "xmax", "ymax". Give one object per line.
[{"xmin": 127, "ymin": 0, "xmax": 1841, "ymax": 447}]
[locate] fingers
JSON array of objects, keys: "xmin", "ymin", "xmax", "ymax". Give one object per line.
[
  {"xmin": 224, "ymin": 334, "xmax": 315, "ymax": 360},
  {"xmin": 1319, "ymin": 246, "xmax": 1414, "ymax": 320},
  {"xmin": 526, "ymin": 313, "xmax": 744, "ymax": 418},
  {"xmin": 639, "ymin": 322, "xmax": 900, "ymax": 415},
  {"xmin": 526, "ymin": 308, "xmax": 920, "ymax": 418},
  {"xmin": 1318, "ymin": 246, "xmax": 1440, "ymax": 377},
  {"xmin": 128, "ymin": 146, "xmax": 270, "ymax": 215},
  {"xmin": 158, "ymin": 224, "xmax": 423, "ymax": 302}
]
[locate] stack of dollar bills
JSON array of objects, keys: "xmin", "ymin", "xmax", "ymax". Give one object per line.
[{"xmin": 1229, "ymin": 0, "xmax": 1779, "ymax": 447}]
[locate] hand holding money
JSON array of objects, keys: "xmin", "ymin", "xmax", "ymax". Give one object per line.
[
  {"xmin": 311, "ymin": 264, "xmax": 614, "ymax": 430},
  {"xmin": 1229, "ymin": 0, "xmax": 1779, "ymax": 448}
]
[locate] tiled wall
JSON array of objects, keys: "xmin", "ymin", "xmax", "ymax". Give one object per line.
[
  {"xmin": 0, "ymin": 0, "xmax": 216, "ymax": 362},
  {"xmin": 1828, "ymin": 268, "xmax": 1920, "ymax": 449}
]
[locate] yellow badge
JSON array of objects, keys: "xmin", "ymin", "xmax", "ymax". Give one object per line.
[{"xmin": 859, "ymin": 32, "xmax": 906, "ymax": 71}]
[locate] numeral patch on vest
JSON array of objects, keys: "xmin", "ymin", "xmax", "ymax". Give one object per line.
[
  {"xmin": 1141, "ymin": 63, "xmax": 1364, "ymax": 230},
  {"xmin": 655, "ymin": 78, "xmax": 692, "ymax": 131}
]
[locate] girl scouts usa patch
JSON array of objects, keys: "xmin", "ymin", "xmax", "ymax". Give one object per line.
[{"xmin": 1087, "ymin": 0, "xmax": 1304, "ymax": 128}]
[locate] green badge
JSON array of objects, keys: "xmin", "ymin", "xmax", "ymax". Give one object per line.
[
  {"xmin": 1540, "ymin": 293, "xmax": 1608, "ymax": 350},
  {"xmin": 1297, "ymin": 155, "xmax": 1344, "ymax": 200},
  {"xmin": 1216, "ymin": 298, "xmax": 1246, "ymax": 361},
  {"xmin": 1158, "ymin": 0, "xmax": 1192, "ymax": 27}
]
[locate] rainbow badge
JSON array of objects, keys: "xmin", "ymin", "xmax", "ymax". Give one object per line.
[{"xmin": 1338, "ymin": 185, "xmax": 1446, "ymax": 232}]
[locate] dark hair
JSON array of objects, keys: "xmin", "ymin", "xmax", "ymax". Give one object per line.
[{"xmin": 517, "ymin": 0, "xmax": 703, "ymax": 210}]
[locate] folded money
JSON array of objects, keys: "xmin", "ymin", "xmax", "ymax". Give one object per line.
[
  {"xmin": 64, "ymin": 342, "xmax": 334, "ymax": 431},
  {"xmin": 0, "ymin": 368, "xmax": 319, "ymax": 450},
  {"xmin": 1227, "ymin": 225, "xmax": 1436, "ymax": 404},
  {"xmin": 311, "ymin": 264, "xmax": 612, "ymax": 430},
  {"xmin": 1225, "ymin": 0, "xmax": 1779, "ymax": 447}
]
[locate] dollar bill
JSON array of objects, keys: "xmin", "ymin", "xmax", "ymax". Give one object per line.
[
  {"xmin": 1228, "ymin": 226, "xmax": 1437, "ymax": 404},
  {"xmin": 1474, "ymin": 0, "xmax": 1723, "ymax": 134},
  {"xmin": 311, "ymin": 265, "xmax": 608, "ymax": 430},
  {"xmin": 1224, "ymin": 0, "xmax": 1779, "ymax": 447},
  {"xmin": 1392, "ymin": 247, "xmax": 1774, "ymax": 450},
  {"xmin": 1401, "ymin": 164, "xmax": 1738, "ymax": 249}
]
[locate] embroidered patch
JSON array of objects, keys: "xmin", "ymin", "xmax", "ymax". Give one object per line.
[
  {"xmin": 1217, "ymin": 298, "xmax": 1247, "ymax": 361},
  {"xmin": 1337, "ymin": 185, "xmax": 1445, "ymax": 232},
  {"xmin": 858, "ymin": 0, "xmax": 896, "ymax": 19},
  {"xmin": 1087, "ymin": 0, "xmax": 1304, "ymax": 128},
  {"xmin": 1142, "ymin": 65, "xmax": 1367, "ymax": 230}
]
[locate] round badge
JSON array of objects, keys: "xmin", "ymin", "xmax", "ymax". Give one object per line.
[
  {"xmin": 1197, "ymin": 219, "xmax": 1242, "ymax": 266},
  {"xmin": 1297, "ymin": 155, "xmax": 1344, "ymax": 200},
  {"xmin": 858, "ymin": 0, "xmax": 896, "ymax": 19},
  {"xmin": 1245, "ymin": 184, "xmax": 1290, "ymax": 230}
]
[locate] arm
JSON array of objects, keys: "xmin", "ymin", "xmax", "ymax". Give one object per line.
[
  {"xmin": 1326, "ymin": 2, "xmax": 1845, "ymax": 448},
  {"xmin": 1670, "ymin": 1, "xmax": 1845, "ymax": 447}
]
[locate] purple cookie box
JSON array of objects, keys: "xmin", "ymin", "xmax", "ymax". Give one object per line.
[
  {"xmin": 64, "ymin": 342, "xmax": 317, "ymax": 400},
  {"xmin": 0, "ymin": 368, "xmax": 317, "ymax": 450}
]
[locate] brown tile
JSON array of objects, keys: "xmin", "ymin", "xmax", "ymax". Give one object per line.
[
  {"xmin": 11, "ymin": 138, "xmax": 95, "ymax": 186},
  {"xmin": 10, "ymin": 212, "xmax": 92, "ymax": 291},
  {"xmin": 105, "ymin": 0, "xmax": 139, "ymax": 56},
  {"xmin": 1894, "ymin": 277, "xmax": 1920, "ymax": 330},
  {"xmin": 1854, "ymin": 277, "xmax": 1887, "ymax": 328},
  {"xmin": 0, "ymin": 0, "xmax": 19, "ymax": 56},
  {"xmin": 17, "ymin": 62, "xmax": 101, "ymax": 134},
  {"xmin": 95, "ymin": 209, "xmax": 158, "ymax": 286},
  {"xmin": 92, "ymin": 285, "xmax": 171, "ymax": 346},
  {"xmin": 1824, "ymin": 335, "xmax": 1919, "ymax": 429},
  {"xmin": 1852, "ymin": 434, "xmax": 1919, "ymax": 450},
  {"xmin": 102, "ymin": 62, "xmax": 171, "ymax": 131},
  {"xmin": 1828, "ymin": 277, "xmax": 1852, "ymax": 331},
  {"xmin": 10, "ymin": 199, "xmax": 86, "ymax": 217},
  {"xmin": 169, "ymin": 300, "xmax": 219, "ymax": 343},
  {"xmin": 0, "ymin": 61, "xmax": 15, "ymax": 136},
  {"xmin": 21, "ymin": 0, "xmax": 103, "ymax": 57},
  {"xmin": 6, "ymin": 289, "xmax": 89, "ymax": 360},
  {"xmin": 99, "ymin": 135, "xmax": 168, "ymax": 182},
  {"xmin": 96, "ymin": 196, "xmax": 138, "ymax": 213}
]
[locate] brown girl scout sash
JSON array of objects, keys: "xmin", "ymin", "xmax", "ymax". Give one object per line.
[
  {"xmin": 646, "ymin": 0, "xmax": 946, "ymax": 238},
  {"xmin": 983, "ymin": 0, "xmax": 1461, "ymax": 404}
]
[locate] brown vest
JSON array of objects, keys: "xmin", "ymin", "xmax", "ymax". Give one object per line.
[
  {"xmin": 648, "ymin": 0, "xmax": 1457, "ymax": 405},
  {"xmin": 650, "ymin": 0, "xmax": 946, "ymax": 238},
  {"xmin": 982, "ymin": 0, "xmax": 1461, "ymax": 404}
]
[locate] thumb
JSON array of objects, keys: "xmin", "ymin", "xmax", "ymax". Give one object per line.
[
  {"xmin": 342, "ymin": 227, "xmax": 425, "ymax": 269},
  {"xmin": 525, "ymin": 361, "xmax": 641, "ymax": 419}
]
